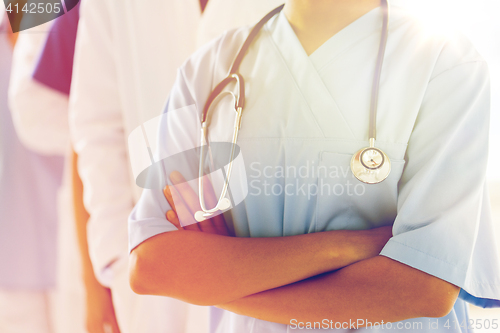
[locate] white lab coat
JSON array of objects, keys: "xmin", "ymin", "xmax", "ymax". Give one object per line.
[{"xmin": 69, "ymin": 1, "xmax": 283, "ymax": 332}]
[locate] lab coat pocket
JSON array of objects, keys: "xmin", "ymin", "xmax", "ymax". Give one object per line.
[{"xmin": 315, "ymin": 151, "xmax": 406, "ymax": 232}]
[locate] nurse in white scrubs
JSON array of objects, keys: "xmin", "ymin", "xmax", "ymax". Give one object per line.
[{"xmin": 129, "ymin": 0, "xmax": 500, "ymax": 332}]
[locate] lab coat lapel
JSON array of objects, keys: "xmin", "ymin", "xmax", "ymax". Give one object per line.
[{"xmin": 267, "ymin": 12, "xmax": 355, "ymax": 139}]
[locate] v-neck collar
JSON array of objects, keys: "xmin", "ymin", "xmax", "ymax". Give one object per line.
[
  {"xmin": 264, "ymin": 12, "xmax": 361, "ymax": 139},
  {"xmin": 308, "ymin": 6, "xmax": 384, "ymax": 71},
  {"xmin": 265, "ymin": 7, "xmax": 384, "ymax": 71},
  {"xmin": 262, "ymin": 8, "xmax": 388, "ymax": 139}
]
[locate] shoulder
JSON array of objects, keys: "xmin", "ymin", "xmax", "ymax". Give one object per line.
[
  {"xmin": 181, "ymin": 26, "xmax": 253, "ymax": 85},
  {"xmin": 178, "ymin": 26, "xmax": 253, "ymax": 106},
  {"xmin": 389, "ymin": 4, "xmax": 487, "ymax": 79}
]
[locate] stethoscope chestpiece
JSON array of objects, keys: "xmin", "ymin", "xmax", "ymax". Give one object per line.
[
  {"xmin": 350, "ymin": 139, "xmax": 391, "ymax": 184},
  {"xmin": 360, "ymin": 147, "xmax": 385, "ymax": 170}
]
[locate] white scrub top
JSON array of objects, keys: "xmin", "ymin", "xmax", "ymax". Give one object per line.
[{"xmin": 129, "ymin": 4, "xmax": 500, "ymax": 332}]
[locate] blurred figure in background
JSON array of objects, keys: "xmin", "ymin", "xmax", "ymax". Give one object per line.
[
  {"xmin": 70, "ymin": 0, "xmax": 281, "ymax": 332},
  {"xmin": 0, "ymin": 9, "xmax": 64, "ymax": 333},
  {"xmin": 8, "ymin": 3, "xmax": 114, "ymax": 332}
]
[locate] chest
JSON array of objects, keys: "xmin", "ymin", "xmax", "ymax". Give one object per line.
[{"xmin": 206, "ymin": 27, "xmax": 436, "ymax": 237}]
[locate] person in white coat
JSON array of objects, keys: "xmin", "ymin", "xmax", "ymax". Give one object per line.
[{"xmin": 69, "ymin": 0, "xmax": 282, "ymax": 332}]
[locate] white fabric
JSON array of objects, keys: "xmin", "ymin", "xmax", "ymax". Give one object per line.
[
  {"xmin": 0, "ymin": 6, "xmax": 5, "ymax": 27},
  {"xmin": 70, "ymin": 1, "xmax": 282, "ymax": 332},
  {"xmin": 70, "ymin": 0, "xmax": 283, "ymax": 284},
  {"xmin": 70, "ymin": 0, "xmax": 199, "ymax": 282},
  {"xmin": 8, "ymin": 22, "xmax": 69, "ymax": 156},
  {"xmin": 7, "ymin": 20, "xmax": 86, "ymax": 333},
  {"xmin": 0, "ymin": 290, "xmax": 56, "ymax": 333},
  {"xmin": 129, "ymin": 4, "xmax": 499, "ymax": 332}
]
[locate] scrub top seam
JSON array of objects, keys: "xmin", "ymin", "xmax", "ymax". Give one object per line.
[
  {"xmin": 212, "ymin": 30, "xmax": 229, "ymax": 87},
  {"xmin": 306, "ymin": 56, "xmax": 357, "ymax": 139},
  {"xmin": 270, "ymin": 12, "xmax": 357, "ymax": 139},
  {"xmin": 465, "ymin": 280, "xmax": 500, "ymax": 287},
  {"xmin": 385, "ymin": 239, "xmax": 468, "ymax": 274},
  {"xmin": 262, "ymin": 24, "xmax": 327, "ymax": 138},
  {"xmin": 429, "ymin": 60, "xmax": 488, "ymax": 83},
  {"xmin": 179, "ymin": 69, "xmax": 199, "ymax": 116},
  {"xmin": 315, "ymin": 12, "xmax": 408, "ymax": 73},
  {"xmin": 315, "ymin": 31, "xmax": 379, "ymax": 73},
  {"xmin": 404, "ymin": 60, "xmax": 488, "ymax": 159},
  {"xmin": 237, "ymin": 137, "xmax": 409, "ymax": 146}
]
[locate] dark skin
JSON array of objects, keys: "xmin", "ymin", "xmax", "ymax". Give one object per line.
[
  {"xmin": 131, "ymin": 172, "xmax": 458, "ymax": 325},
  {"xmin": 129, "ymin": 0, "xmax": 460, "ymax": 326}
]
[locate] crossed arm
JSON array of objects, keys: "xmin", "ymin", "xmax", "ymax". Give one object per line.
[{"xmin": 129, "ymin": 173, "xmax": 459, "ymax": 326}]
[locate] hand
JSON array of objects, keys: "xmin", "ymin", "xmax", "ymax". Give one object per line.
[
  {"xmin": 163, "ymin": 171, "xmax": 231, "ymax": 236},
  {"xmin": 84, "ymin": 278, "xmax": 121, "ymax": 333}
]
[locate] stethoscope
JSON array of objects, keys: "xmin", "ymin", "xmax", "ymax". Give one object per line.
[{"xmin": 195, "ymin": 0, "xmax": 390, "ymax": 222}]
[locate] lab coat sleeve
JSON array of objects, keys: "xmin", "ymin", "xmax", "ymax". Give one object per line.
[
  {"xmin": 128, "ymin": 70, "xmax": 200, "ymax": 251},
  {"xmin": 380, "ymin": 60, "xmax": 500, "ymax": 305},
  {"xmin": 8, "ymin": 22, "xmax": 69, "ymax": 156},
  {"xmin": 69, "ymin": 0, "xmax": 130, "ymax": 285},
  {"xmin": 128, "ymin": 33, "xmax": 227, "ymax": 251}
]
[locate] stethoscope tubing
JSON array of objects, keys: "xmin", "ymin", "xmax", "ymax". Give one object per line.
[
  {"xmin": 197, "ymin": 0, "xmax": 390, "ymax": 219},
  {"xmin": 369, "ymin": 0, "xmax": 389, "ymax": 140}
]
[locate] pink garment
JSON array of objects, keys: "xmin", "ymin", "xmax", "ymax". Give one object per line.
[{"xmin": 0, "ymin": 29, "xmax": 63, "ymax": 289}]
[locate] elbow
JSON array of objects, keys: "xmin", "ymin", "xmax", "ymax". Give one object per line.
[
  {"xmin": 128, "ymin": 243, "xmax": 218, "ymax": 306},
  {"xmin": 129, "ymin": 246, "xmax": 165, "ymax": 296},
  {"xmin": 129, "ymin": 249, "xmax": 151, "ymax": 295},
  {"xmin": 128, "ymin": 242, "xmax": 177, "ymax": 296},
  {"xmin": 421, "ymin": 281, "xmax": 460, "ymax": 318}
]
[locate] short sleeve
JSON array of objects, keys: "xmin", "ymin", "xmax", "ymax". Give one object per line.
[{"xmin": 380, "ymin": 60, "xmax": 500, "ymax": 306}]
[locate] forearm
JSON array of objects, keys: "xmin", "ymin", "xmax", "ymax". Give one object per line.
[
  {"xmin": 130, "ymin": 226, "xmax": 390, "ymax": 305},
  {"xmin": 71, "ymin": 150, "xmax": 97, "ymax": 283},
  {"xmin": 219, "ymin": 256, "xmax": 460, "ymax": 326}
]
